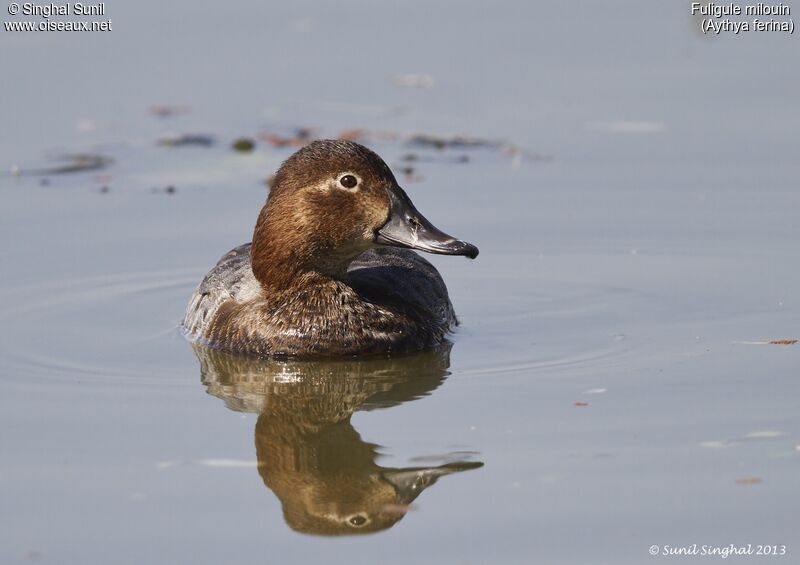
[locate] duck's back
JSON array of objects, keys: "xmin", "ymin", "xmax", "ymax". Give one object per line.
[{"xmin": 183, "ymin": 244, "xmax": 457, "ymax": 356}]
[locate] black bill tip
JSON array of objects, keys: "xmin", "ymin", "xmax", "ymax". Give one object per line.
[
  {"xmin": 431, "ymin": 238, "xmax": 479, "ymax": 259},
  {"xmin": 375, "ymin": 185, "xmax": 479, "ymax": 260}
]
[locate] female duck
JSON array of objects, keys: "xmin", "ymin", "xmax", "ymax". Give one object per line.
[{"xmin": 183, "ymin": 140, "xmax": 478, "ymax": 357}]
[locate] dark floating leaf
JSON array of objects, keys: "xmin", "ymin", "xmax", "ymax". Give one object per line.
[
  {"xmin": 295, "ymin": 127, "xmax": 316, "ymax": 140},
  {"xmin": 231, "ymin": 137, "xmax": 256, "ymax": 153}
]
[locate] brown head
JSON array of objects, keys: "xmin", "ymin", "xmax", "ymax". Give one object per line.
[{"xmin": 250, "ymin": 140, "xmax": 478, "ymax": 290}]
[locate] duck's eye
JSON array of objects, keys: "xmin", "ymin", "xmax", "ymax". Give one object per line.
[
  {"xmin": 339, "ymin": 175, "xmax": 358, "ymax": 189},
  {"xmin": 348, "ymin": 515, "xmax": 368, "ymax": 527}
]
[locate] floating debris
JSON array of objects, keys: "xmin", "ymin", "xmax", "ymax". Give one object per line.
[
  {"xmin": 294, "ymin": 127, "xmax": 316, "ymax": 140},
  {"xmin": 732, "ymin": 339, "xmax": 797, "ymax": 345},
  {"xmin": 258, "ymin": 127, "xmax": 320, "ymax": 147},
  {"xmin": 409, "ymin": 133, "xmax": 497, "ymax": 151},
  {"xmin": 157, "ymin": 134, "xmax": 215, "ymax": 147},
  {"xmin": 253, "ymin": 126, "xmax": 552, "ymax": 163},
  {"xmin": 259, "ymin": 132, "xmax": 311, "ymax": 148},
  {"xmin": 2, "ymin": 154, "xmax": 114, "ymax": 177},
  {"xmin": 574, "ymin": 401, "xmax": 589, "ymax": 407},
  {"xmin": 231, "ymin": 137, "xmax": 256, "ymax": 153},
  {"xmin": 256, "ymin": 125, "xmax": 550, "ymax": 163},
  {"xmin": 734, "ymin": 477, "xmax": 762, "ymax": 485},
  {"xmin": 408, "ymin": 133, "xmax": 553, "ymax": 162},
  {"xmin": 398, "ymin": 152, "xmax": 470, "ymax": 165},
  {"xmin": 50, "ymin": 154, "xmax": 114, "ymax": 174}
]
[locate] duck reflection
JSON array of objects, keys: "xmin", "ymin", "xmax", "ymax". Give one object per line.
[{"xmin": 193, "ymin": 343, "xmax": 483, "ymax": 536}]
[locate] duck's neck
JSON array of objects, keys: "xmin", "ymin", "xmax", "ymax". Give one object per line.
[{"xmin": 250, "ymin": 206, "xmax": 357, "ymax": 294}]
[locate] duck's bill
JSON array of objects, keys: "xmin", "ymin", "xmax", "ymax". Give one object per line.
[
  {"xmin": 384, "ymin": 462, "xmax": 484, "ymax": 505},
  {"xmin": 375, "ymin": 186, "xmax": 479, "ymax": 259}
]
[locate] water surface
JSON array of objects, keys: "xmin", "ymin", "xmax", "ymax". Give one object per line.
[{"xmin": 1, "ymin": 1, "xmax": 798, "ymax": 563}]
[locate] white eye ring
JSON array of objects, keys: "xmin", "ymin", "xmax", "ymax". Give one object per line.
[
  {"xmin": 347, "ymin": 514, "xmax": 369, "ymax": 527},
  {"xmin": 336, "ymin": 172, "xmax": 361, "ymax": 191}
]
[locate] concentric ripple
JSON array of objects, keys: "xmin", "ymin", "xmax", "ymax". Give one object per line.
[{"xmin": 0, "ymin": 268, "xmax": 200, "ymax": 386}]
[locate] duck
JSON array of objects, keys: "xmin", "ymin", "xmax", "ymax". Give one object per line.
[{"xmin": 182, "ymin": 139, "xmax": 478, "ymax": 357}]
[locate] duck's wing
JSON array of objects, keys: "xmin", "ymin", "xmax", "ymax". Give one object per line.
[
  {"xmin": 347, "ymin": 247, "xmax": 457, "ymax": 328},
  {"xmin": 182, "ymin": 243, "xmax": 259, "ymax": 339}
]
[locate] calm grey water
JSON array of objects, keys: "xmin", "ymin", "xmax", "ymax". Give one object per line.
[{"xmin": 1, "ymin": 1, "xmax": 798, "ymax": 564}]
